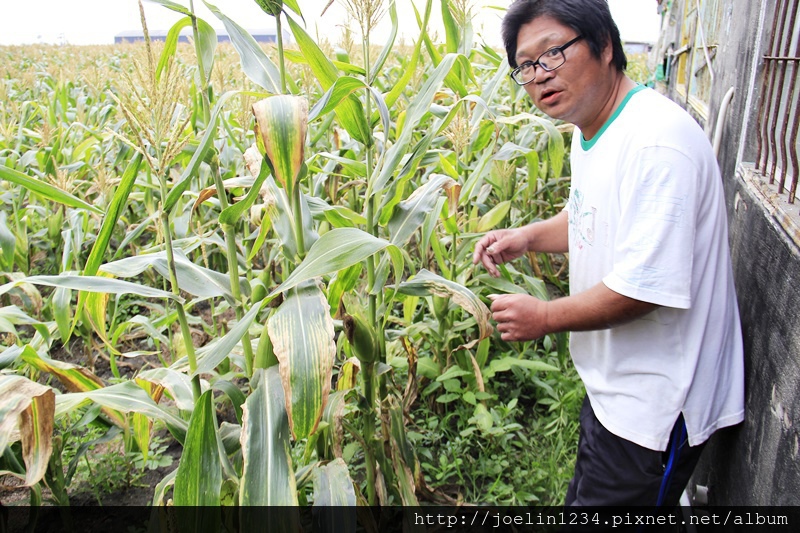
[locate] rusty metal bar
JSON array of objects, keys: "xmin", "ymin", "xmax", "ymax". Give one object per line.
[
  {"xmin": 769, "ymin": 0, "xmax": 799, "ymax": 191},
  {"xmin": 756, "ymin": 0, "xmax": 786, "ymax": 172},
  {"xmin": 787, "ymin": 23, "xmax": 800, "ymax": 206}
]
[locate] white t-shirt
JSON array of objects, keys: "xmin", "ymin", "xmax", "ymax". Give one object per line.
[{"xmin": 567, "ymin": 85, "xmax": 745, "ymax": 451}]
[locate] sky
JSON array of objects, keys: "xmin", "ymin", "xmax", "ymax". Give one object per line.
[{"xmin": 0, "ymin": 0, "xmax": 661, "ymax": 47}]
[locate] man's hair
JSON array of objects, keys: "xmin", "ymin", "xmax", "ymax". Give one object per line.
[{"xmin": 502, "ymin": 0, "xmax": 627, "ymax": 72}]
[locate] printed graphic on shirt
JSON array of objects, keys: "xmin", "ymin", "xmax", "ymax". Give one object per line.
[{"xmin": 568, "ymin": 189, "xmax": 596, "ymax": 250}]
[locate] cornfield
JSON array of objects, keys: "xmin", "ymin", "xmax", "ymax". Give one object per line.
[{"xmin": 0, "ymin": 0, "xmax": 584, "ymax": 513}]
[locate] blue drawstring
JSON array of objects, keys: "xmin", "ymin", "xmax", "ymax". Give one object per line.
[{"xmin": 656, "ymin": 415, "xmax": 686, "ymax": 506}]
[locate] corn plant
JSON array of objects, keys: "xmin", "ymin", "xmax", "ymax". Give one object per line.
[{"xmin": 0, "ymin": 0, "xmax": 576, "ymax": 509}]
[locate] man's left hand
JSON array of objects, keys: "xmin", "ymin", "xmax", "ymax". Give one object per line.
[{"xmin": 489, "ymin": 294, "xmax": 549, "ymax": 342}]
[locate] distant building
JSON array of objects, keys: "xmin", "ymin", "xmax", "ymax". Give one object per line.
[
  {"xmin": 114, "ymin": 28, "xmax": 291, "ymax": 45},
  {"xmin": 622, "ymin": 41, "xmax": 654, "ymax": 54}
]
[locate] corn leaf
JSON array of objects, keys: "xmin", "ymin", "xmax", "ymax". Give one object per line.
[
  {"xmin": 370, "ymin": 0, "xmax": 398, "ymax": 83},
  {"xmin": 309, "ymin": 78, "xmax": 390, "ymax": 151},
  {"xmin": 193, "ymin": 298, "xmax": 268, "ymax": 376},
  {"xmin": 0, "ymin": 211, "xmax": 16, "ymax": 270},
  {"xmin": 282, "ymin": 0, "xmax": 302, "ymax": 17},
  {"xmin": 496, "ymin": 113, "xmax": 565, "ymax": 179},
  {"xmin": 370, "ymin": 53, "xmax": 462, "ymax": 197},
  {"xmin": 204, "ymin": 0, "xmax": 280, "ymax": 94},
  {"xmin": 388, "ymin": 396, "xmax": 419, "ymax": 505},
  {"xmin": 0, "ymin": 375, "xmax": 54, "ymax": 487},
  {"xmin": 239, "ymin": 368, "xmax": 299, "ymax": 511},
  {"xmin": 397, "ymin": 269, "xmax": 493, "ymax": 350},
  {"xmin": 476, "ymin": 200, "xmax": 511, "ymax": 233},
  {"xmin": 164, "ymin": 90, "xmax": 247, "ymax": 213},
  {"xmin": 321, "ymin": 389, "xmax": 348, "ymax": 458},
  {"xmin": 71, "ymin": 381, "xmax": 188, "ymax": 442},
  {"xmin": 145, "ymin": 0, "xmax": 192, "ymax": 16},
  {"xmin": 268, "ymin": 227, "xmax": 395, "ymax": 298},
  {"xmin": 441, "ymin": 0, "xmax": 460, "ymax": 54},
  {"xmin": 0, "ymin": 164, "xmax": 102, "ymax": 214},
  {"xmin": 252, "ymin": 95, "xmax": 307, "ymax": 196},
  {"xmin": 284, "ymin": 49, "xmax": 366, "ymax": 76},
  {"xmin": 218, "ymin": 160, "xmax": 270, "ymax": 226},
  {"xmin": 387, "ymin": 174, "xmax": 456, "ymax": 246},
  {"xmin": 0, "ymin": 274, "xmax": 182, "ymax": 302},
  {"xmin": 268, "ymin": 280, "xmax": 335, "ymax": 439},
  {"xmin": 285, "ymin": 15, "xmax": 371, "ymax": 146},
  {"xmin": 137, "ymin": 367, "xmax": 197, "ymax": 412},
  {"xmin": 100, "ymin": 249, "xmax": 234, "ymax": 301},
  {"xmin": 173, "ymin": 390, "xmax": 222, "ymax": 512},
  {"xmin": 154, "ymin": 16, "xmax": 215, "ymax": 87},
  {"xmin": 314, "ymin": 459, "xmax": 357, "ymax": 526}
]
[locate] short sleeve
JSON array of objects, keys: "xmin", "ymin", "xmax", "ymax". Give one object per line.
[{"xmin": 602, "ymin": 146, "xmax": 699, "ymax": 309}]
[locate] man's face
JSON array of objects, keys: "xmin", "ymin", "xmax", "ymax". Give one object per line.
[{"xmin": 514, "ymin": 16, "xmax": 614, "ymax": 132}]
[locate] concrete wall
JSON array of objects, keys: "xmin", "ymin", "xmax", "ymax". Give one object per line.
[{"xmin": 654, "ymin": 0, "xmax": 800, "ymax": 505}]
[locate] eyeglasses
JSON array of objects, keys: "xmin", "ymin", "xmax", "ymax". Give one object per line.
[{"xmin": 510, "ymin": 35, "xmax": 583, "ymax": 86}]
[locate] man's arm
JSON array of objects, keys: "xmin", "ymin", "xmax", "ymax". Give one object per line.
[
  {"xmin": 490, "ymin": 282, "xmax": 659, "ymax": 342},
  {"xmin": 473, "ymin": 210, "xmax": 569, "ymax": 277}
]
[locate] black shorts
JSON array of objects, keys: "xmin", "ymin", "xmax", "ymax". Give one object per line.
[{"xmin": 565, "ymin": 396, "xmax": 706, "ymax": 506}]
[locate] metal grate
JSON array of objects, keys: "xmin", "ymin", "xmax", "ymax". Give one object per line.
[{"xmin": 755, "ymin": 0, "xmax": 800, "ymax": 207}]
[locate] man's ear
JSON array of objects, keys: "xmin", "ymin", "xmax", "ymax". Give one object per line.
[{"xmin": 602, "ymin": 39, "xmax": 614, "ymax": 67}]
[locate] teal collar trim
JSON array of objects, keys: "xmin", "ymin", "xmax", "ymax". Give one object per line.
[{"xmin": 580, "ymin": 84, "xmax": 646, "ymax": 151}]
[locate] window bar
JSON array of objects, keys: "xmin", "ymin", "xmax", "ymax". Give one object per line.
[
  {"xmin": 786, "ymin": 44, "xmax": 799, "ymax": 206},
  {"xmin": 756, "ymin": 0, "xmax": 786, "ymax": 172},
  {"xmin": 768, "ymin": 0, "xmax": 799, "ymax": 189}
]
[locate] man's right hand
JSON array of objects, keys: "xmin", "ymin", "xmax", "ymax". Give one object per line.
[{"xmin": 472, "ymin": 228, "xmax": 530, "ymax": 277}]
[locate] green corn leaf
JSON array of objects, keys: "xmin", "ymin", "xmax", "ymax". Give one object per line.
[
  {"xmin": 370, "ymin": 53, "xmax": 464, "ymax": 196},
  {"xmin": 285, "ymin": 15, "xmax": 371, "ymax": 146},
  {"xmin": 85, "ymin": 154, "xmax": 142, "ymax": 277},
  {"xmin": 173, "ymin": 390, "xmax": 222, "ymax": 512},
  {"xmin": 268, "ymin": 280, "xmax": 335, "ymax": 439},
  {"xmin": 283, "ymin": 49, "xmax": 366, "ymax": 76},
  {"xmin": 378, "ymin": 0, "xmax": 430, "ymax": 118},
  {"xmin": 145, "ymin": 0, "xmax": 192, "ymax": 16},
  {"xmin": 313, "ymin": 459, "xmax": 357, "ymax": 526},
  {"xmin": 212, "ymin": 380, "xmax": 245, "ymax": 425},
  {"xmin": 193, "ymin": 298, "xmax": 268, "ymax": 376},
  {"xmin": 486, "ymin": 357, "xmax": 560, "ymax": 377},
  {"xmin": 0, "ymin": 375, "xmax": 54, "ymax": 487},
  {"xmin": 0, "ymin": 211, "xmax": 16, "ymax": 270},
  {"xmin": 0, "ymin": 274, "xmax": 182, "ymax": 303},
  {"xmin": 69, "ymin": 381, "xmax": 188, "ymax": 441},
  {"xmin": 309, "ymin": 78, "xmax": 390, "ymax": 150},
  {"xmin": 204, "ymin": 0, "xmax": 280, "ymax": 93},
  {"xmin": 397, "ymin": 269, "xmax": 493, "ymax": 350},
  {"xmin": 268, "ymin": 227, "xmax": 395, "ymax": 298},
  {"xmin": 441, "ymin": 0, "xmax": 460, "ymax": 54},
  {"xmin": 239, "ymin": 368, "xmax": 299, "ymax": 510},
  {"xmin": 0, "ymin": 164, "xmax": 102, "ymax": 214},
  {"xmin": 387, "ymin": 174, "xmax": 456, "ymax": 247},
  {"xmin": 158, "ymin": 17, "xmax": 192, "ymax": 80},
  {"xmin": 370, "ymin": 0, "xmax": 398, "ymax": 83},
  {"xmin": 100, "ymin": 249, "xmax": 234, "ymax": 301},
  {"xmin": 53, "ymin": 286, "xmax": 72, "ymax": 342},
  {"xmin": 388, "ymin": 396, "xmax": 419, "ymax": 505},
  {"xmin": 282, "ymin": 0, "xmax": 302, "ymax": 17},
  {"xmin": 476, "ymin": 200, "xmax": 512, "ymax": 233},
  {"xmin": 164, "ymin": 90, "xmax": 247, "ymax": 213},
  {"xmin": 218, "ymin": 160, "xmax": 270, "ymax": 227},
  {"xmin": 497, "ymin": 113, "xmax": 565, "ymax": 179}
]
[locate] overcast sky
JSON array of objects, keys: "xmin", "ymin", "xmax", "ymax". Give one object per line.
[{"xmin": 0, "ymin": 0, "xmax": 661, "ymax": 47}]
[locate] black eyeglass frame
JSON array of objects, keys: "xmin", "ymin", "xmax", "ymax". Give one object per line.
[{"xmin": 509, "ymin": 35, "xmax": 584, "ymax": 86}]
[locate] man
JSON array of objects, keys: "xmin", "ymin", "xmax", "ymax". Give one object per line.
[{"xmin": 473, "ymin": 0, "xmax": 744, "ymax": 506}]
